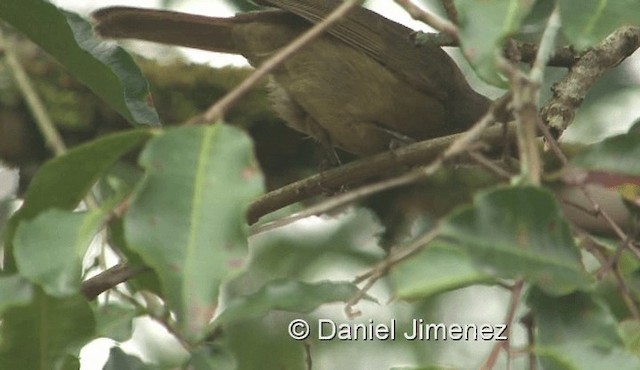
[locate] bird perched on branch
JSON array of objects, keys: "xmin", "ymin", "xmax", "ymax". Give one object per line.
[{"xmin": 93, "ymin": 0, "xmax": 491, "ymax": 158}]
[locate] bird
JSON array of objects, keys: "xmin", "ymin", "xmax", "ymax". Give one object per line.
[{"xmin": 92, "ymin": 0, "xmax": 491, "ymax": 158}]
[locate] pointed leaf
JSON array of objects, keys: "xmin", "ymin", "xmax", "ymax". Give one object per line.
[
  {"xmin": 215, "ymin": 279, "xmax": 367, "ymax": 326},
  {"xmin": 558, "ymin": 0, "xmax": 640, "ymax": 50},
  {"xmin": 4, "ymin": 129, "xmax": 153, "ymax": 271},
  {"xmin": 0, "ymin": 0, "xmax": 160, "ymax": 125},
  {"xmin": 14, "ymin": 208, "xmax": 104, "ymax": 297},
  {"xmin": 619, "ymin": 320, "xmax": 640, "ymax": 355},
  {"xmin": 0, "ymin": 275, "xmax": 33, "ymax": 314},
  {"xmin": 571, "ymin": 133, "xmax": 640, "ymax": 176},
  {"xmin": 60, "ymin": 355, "xmax": 81, "ymax": 370},
  {"xmin": 390, "ymin": 241, "xmax": 494, "ymax": 300},
  {"xmin": 94, "ymin": 304, "xmax": 138, "ymax": 342},
  {"xmin": 16, "ymin": 129, "xmax": 153, "ymax": 220},
  {"xmin": 187, "ymin": 345, "xmax": 236, "ymax": 370},
  {"xmin": 529, "ymin": 289, "xmax": 638, "ymax": 370},
  {"xmin": 107, "ymin": 218, "xmax": 162, "ymax": 296},
  {"xmin": 441, "ymin": 186, "xmax": 591, "ymax": 295},
  {"xmin": 455, "ymin": 0, "xmax": 535, "ymax": 85},
  {"xmin": 0, "ymin": 291, "xmax": 95, "ymax": 369},
  {"xmin": 124, "ymin": 124, "xmax": 263, "ymax": 342}
]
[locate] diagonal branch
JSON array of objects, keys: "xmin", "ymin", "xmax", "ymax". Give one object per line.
[
  {"xmin": 249, "ymin": 103, "xmax": 505, "ymax": 233},
  {"xmin": 541, "ymin": 26, "xmax": 640, "ymax": 136},
  {"xmin": 393, "ymin": 0, "xmax": 459, "ymax": 39},
  {"xmin": 81, "ymin": 263, "xmax": 149, "ymax": 300}
]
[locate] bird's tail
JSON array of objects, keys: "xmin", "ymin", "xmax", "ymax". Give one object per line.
[{"xmin": 92, "ymin": 6, "xmax": 239, "ymax": 54}]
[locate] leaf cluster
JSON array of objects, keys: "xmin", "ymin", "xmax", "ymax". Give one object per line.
[{"xmin": 1, "ymin": 1, "xmax": 640, "ymax": 369}]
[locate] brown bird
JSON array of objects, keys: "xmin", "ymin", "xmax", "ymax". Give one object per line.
[{"xmin": 93, "ymin": 0, "xmax": 491, "ymax": 157}]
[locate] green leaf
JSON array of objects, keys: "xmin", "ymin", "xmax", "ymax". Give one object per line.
[
  {"xmin": 187, "ymin": 345, "xmax": 237, "ymax": 370},
  {"xmin": 124, "ymin": 124, "xmax": 264, "ymax": 342},
  {"xmin": 107, "ymin": 218, "xmax": 162, "ymax": 296},
  {"xmin": 529, "ymin": 289, "xmax": 638, "ymax": 370},
  {"xmin": 224, "ymin": 317, "xmax": 305, "ymax": 369},
  {"xmin": 563, "ymin": 88, "xmax": 640, "ymax": 144},
  {"xmin": 0, "ymin": 275, "xmax": 33, "ymax": 314},
  {"xmin": 441, "ymin": 186, "xmax": 591, "ymax": 295},
  {"xmin": 14, "ymin": 208, "xmax": 105, "ymax": 297},
  {"xmin": 3, "ymin": 129, "xmax": 153, "ymax": 271},
  {"xmin": 94, "ymin": 304, "xmax": 138, "ymax": 342},
  {"xmin": 0, "ymin": 290, "xmax": 95, "ymax": 369},
  {"xmin": 103, "ymin": 347, "xmax": 153, "ymax": 370},
  {"xmin": 0, "ymin": 0, "xmax": 160, "ymax": 125},
  {"xmin": 215, "ymin": 279, "xmax": 366, "ymax": 326},
  {"xmin": 390, "ymin": 241, "xmax": 494, "ymax": 300},
  {"xmin": 558, "ymin": 0, "xmax": 640, "ymax": 50},
  {"xmin": 59, "ymin": 355, "xmax": 81, "ymax": 370},
  {"xmin": 571, "ymin": 133, "xmax": 640, "ymax": 175},
  {"xmin": 619, "ymin": 319, "xmax": 640, "ymax": 355},
  {"xmin": 11, "ymin": 129, "xmax": 153, "ymax": 221},
  {"xmin": 455, "ymin": 0, "xmax": 536, "ymax": 86},
  {"xmin": 245, "ymin": 207, "xmax": 381, "ymax": 279}
]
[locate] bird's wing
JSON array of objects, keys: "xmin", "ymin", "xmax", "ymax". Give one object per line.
[{"xmin": 255, "ymin": 0, "xmax": 455, "ymax": 100}]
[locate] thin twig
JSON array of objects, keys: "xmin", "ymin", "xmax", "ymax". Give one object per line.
[
  {"xmin": 468, "ymin": 150, "xmax": 513, "ymax": 179},
  {"xmin": 193, "ymin": 0, "xmax": 363, "ymax": 123},
  {"xmin": 394, "ymin": 0, "xmax": 459, "ymax": 39},
  {"xmin": 479, "ymin": 280, "xmax": 524, "ymax": 370},
  {"xmin": 612, "ymin": 264, "xmax": 640, "ymax": 320},
  {"xmin": 562, "ymin": 186, "xmax": 640, "ymax": 316},
  {"xmin": 411, "ymin": 35, "xmax": 581, "ymax": 67},
  {"xmin": 605, "ymin": 234, "xmax": 633, "ymax": 270},
  {"xmin": 1, "ymin": 33, "xmax": 139, "ymax": 298},
  {"xmin": 251, "ymin": 108, "xmax": 498, "ymax": 233},
  {"xmin": 440, "ymin": 0, "xmax": 458, "ymax": 24},
  {"xmin": 529, "ymin": 8, "xmax": 561, "ymax": 85},
  {"xmin": 0, "ymin": 31, "xmax": 106, "ymax": 214},
  {"xmin": 506, "ymin": 7, "xmax": 560, "ymax": 186},
  {"xmin": 517, "ymin": 43, "xmax": 579, "ymax": 67},
  {"xmin": 0, "ymin": 31, "xmax": 67, "ymax": 156},
  {"xmin": 577, "ymin": 187, "xmax": 636, "ymax": 257},
  {"xmin": 345, "ymin": 227, "xmax": 441, "ymax": 317},
  {"xmin": 519, "ymin": 312, "xmax": 536, "ymax": 370},
  {"xmin": 81, "ymin": 263, "xmax": 150, "ymax": 300},
  {"xmin": 410, "ymin": 36, "xmax": 580, "ymax": 67},
  {"xmin": 512, "ymin": 80, "xmax": 541, "ymax": 186},
  {"xmin": 247, "ymin": 120, "xmax": 516, "ymax": 226},
  {"xmin": 0, "ymin": 32, "xmax": 149, "ymax": 315},
  {"xmin": 112, "ymin": 289, "xmax": 193, "ymax": 350},
  {"xmin": 534, "ymin": 116, "xmax": 567, "ymax": 165},
  {"xmin": 561, "ymin": 183, "xmax": 640, "ymax": 265}
]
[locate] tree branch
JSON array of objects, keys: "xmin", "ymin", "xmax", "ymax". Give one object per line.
[
  {"xmin": 541, "ymin": 26, "xmax": 640, "ymax": 136},
  {"xmin": 81, "ymin": 264, "xmax": 149, "ymax": 300},
  {"xmin": 393, "ymin": 0, "xmax": 459, "ymax": 40},
  {"xmin": 247, "ymin": 118, "xmax": 516, "ymax": 225},
  {"xmin": 249, "ymin": 102, "xmax": 506, "ymax": 233},
  {"xmin": 0, "ymin": 30, "xmax": 67, "ymax": 156}
]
